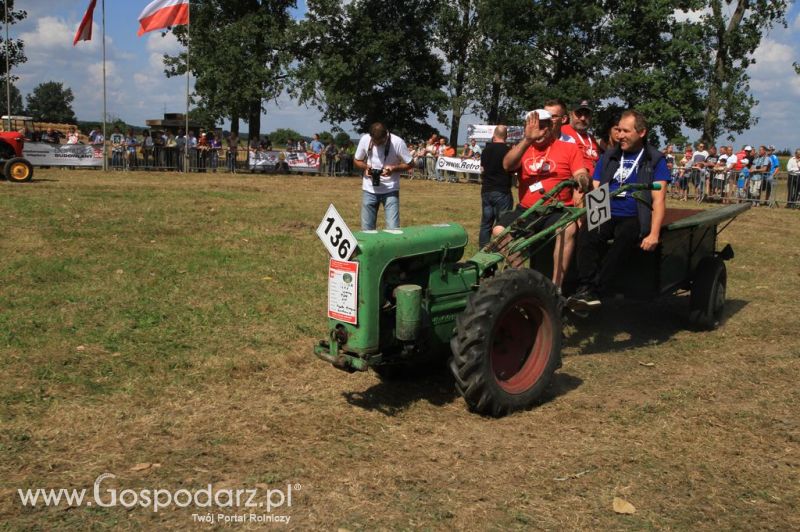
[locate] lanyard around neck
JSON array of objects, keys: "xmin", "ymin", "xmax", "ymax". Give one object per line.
[{"xmin": 613, "ymin": 148, "xmax": 644, "ymax": 183}]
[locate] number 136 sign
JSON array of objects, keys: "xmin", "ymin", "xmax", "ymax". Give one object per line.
[{"xmin": 316, "ymin": 204, "xmax": 357, "ymax": 260}]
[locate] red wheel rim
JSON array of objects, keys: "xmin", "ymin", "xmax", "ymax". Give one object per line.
[{"xmin": 490, "ymin": 297, "xmax": 552, "ymax": 394}]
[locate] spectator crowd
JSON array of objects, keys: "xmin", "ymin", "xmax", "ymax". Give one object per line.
[{"xmin": 16, "ymin": 119, "xmax": 800, "ymax": 208}]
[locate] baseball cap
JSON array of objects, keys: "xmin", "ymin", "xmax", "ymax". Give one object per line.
[
  {"xmin": 573, "ymin": 99, "xmax": 592, "ymax": 112},
  {"xmin": 525, "ymin": 109, "xmax": 552, "ymax": 121},
  {"xmin": 744, "ymin": 145, "xmax": 753, "ymax": 151},
  {"xmin": 768, "ymin": 145, "xmax": 775, "ymax": 151}
]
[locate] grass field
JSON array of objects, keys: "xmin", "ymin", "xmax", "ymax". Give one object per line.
[{"xmin": 1, "ymin": 169, "xmax": 799, "ymax": 530}]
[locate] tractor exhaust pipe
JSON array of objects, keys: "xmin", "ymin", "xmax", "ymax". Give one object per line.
[{"xmin": 395, "ymin": 284, "xmax": 422, "ymax": 341}]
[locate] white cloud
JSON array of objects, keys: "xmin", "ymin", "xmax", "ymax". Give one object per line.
[
  {"xmin": 673, "ymin": 7, "xmax": 712, "ymax": 23},
  {"xmin": 750, "ymin": 38, "xmax": 795, "ymax": 77},
  {"xmin": 145, "ymin": 32, "xmax": 182, "ymax": 55},
  {"xmin": 20, "ymin": 16, "xmax": 99, "ymax": 53}
]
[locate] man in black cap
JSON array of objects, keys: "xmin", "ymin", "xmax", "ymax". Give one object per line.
[{"xmin": 562, "ymin": 99, "xmax": 601, "ymax": 173}]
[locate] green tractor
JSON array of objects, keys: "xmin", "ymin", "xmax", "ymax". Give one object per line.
[{"xmin": 314, "ymin": 181, "xmax": 747, "ymax": 416}]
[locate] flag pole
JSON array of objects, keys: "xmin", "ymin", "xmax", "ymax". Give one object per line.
[
  {"xmin": 101, "ymin": 0, "xmax": 107, "ymax": 171},
  {"xmin": 184, "ymin": 1, "xmax": 190, "ymax": 173},
  {"xmin": 4, "ymin": 1, "xmax": 11, "ymax": 131}
]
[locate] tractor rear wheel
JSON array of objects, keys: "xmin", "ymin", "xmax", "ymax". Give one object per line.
[
  {"xmin": 450, "ymin": 268, "xmax": 562, "ymax": 417},
  {"xmin": 4, "ymin": 158, "xmax": 33, "ymax": 183},
  {"xmin": 689, "ymin": 256, "xmax": 726, "ymax": 330}
]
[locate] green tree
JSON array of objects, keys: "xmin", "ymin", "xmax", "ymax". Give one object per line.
[
  {"xmin": 334, "ymin": 131, "xmax": 351, "ymax": 146},
  {"xmin": 467, "ymin": 1, "xmax": 603, "ymax": 125},
  {"xmin": 26, "ymin": 81, "xmax": 76, "ymax": 123},
  {"xmin": 0, "ymin": 0, "xmax": 26, "ymax": 86},
  {"xmin": 189, "ymin": 105, "xmax": 218, "ymax": 130},
  {"xmin": 0, "ymin": 80, "xmax": 23, "ymax": 114},
  {"xmin": 165, "ymin": 0, "xmax": 296, "ymax": 140},
  {"xmin": 695, "ymin": 0, "xmax": 788, "ymax": 143},
  {"xmin": 434, "ymin": 0, "xmax": 479, "ymax": 147},
  {"xmin": 267, "ymin": 128, "xmax": 302, "ymax": 146},
  {"xmin": 593, "ymin": 0, "xmax": 709, "ymax": 143},
  {"xmin": 318, "ymin": 130, "xmax": 334, "ymax": 144},
  {"xmin": 294, "ymin": 0, "xmax": 447, "ymax": 139}
]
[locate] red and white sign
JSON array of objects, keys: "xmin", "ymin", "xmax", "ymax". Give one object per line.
[
  {"xmin": 328, "ymin": 259, "xmax": 359, "ymax": 324},
  {"xmin": 138, "ymin": 0, "xmax": 189, "ymax": 37}
]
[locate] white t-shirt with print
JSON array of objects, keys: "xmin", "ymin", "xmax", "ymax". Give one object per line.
[{"xmin": 355, "ymin": 132, "xmax": 413, "ymax": 193}]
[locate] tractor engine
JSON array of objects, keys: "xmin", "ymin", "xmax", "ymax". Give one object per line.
[{"xmin": 314, "ymin": 223, "xmax": 477, "ymax": 373}]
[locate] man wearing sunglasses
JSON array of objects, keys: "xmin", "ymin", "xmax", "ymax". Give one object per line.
[{"xmin": 561, "ymin": 99, "xmax": 600, "ymax": 173}]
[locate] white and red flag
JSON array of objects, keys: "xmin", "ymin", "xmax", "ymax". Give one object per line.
[
  {"xmin": 73, "ymin": 0, "xmax": 97, "ymax": 46},
  {"xmin": 137, "ymin": 0, "xmax": 190, "ymax": 37}
]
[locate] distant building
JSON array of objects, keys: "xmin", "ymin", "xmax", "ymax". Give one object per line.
[{"xmin": 145, "ymin": 113, "xmax": 201, "ymax": 135}]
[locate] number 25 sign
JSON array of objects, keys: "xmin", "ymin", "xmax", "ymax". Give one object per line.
[
  {"xmin": 316, "ymin": 204, "xmax": 357, "ymax": 260},
  {"xmin": 585, "ymin": 183, "xmax": 611, "ymax": 232}
]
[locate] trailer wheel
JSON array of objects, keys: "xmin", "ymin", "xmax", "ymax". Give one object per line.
[
  {"xmin": 450, "ymin": 268, "xmax": 562, "ymax": 417},
  {"xmin": 689, "ymin": 256, "xmax": 726, "ymax": 330},
  {"xmin": 4, "ymin": 158, "xmax": 33, "ymax": 183}
]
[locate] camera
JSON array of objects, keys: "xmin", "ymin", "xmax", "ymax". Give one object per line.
[{"xmin": 369, "ymin": 168, "xmax": 383, "ymax": 187}]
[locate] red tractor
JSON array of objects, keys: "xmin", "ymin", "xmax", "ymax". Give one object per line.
[{"xmin": 0, "ymin": 116, "xmax": 34, "ymax": 182}]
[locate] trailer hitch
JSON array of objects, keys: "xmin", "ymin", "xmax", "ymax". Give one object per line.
[{"xmin": 314, "ymin": 334, "xmax": 369, "ymax": 373}]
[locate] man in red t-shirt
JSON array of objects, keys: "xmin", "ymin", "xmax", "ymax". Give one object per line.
[
  {"xmin": 561, "ymin": 99, "xmax": 600, "ymax": 173},
  {"xmin": 492, "ymin": 109, "xmax": 590, "ymax": 288}
]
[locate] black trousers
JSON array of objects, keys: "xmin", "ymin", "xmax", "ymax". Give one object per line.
[{"xmin": 576, "ymin": 216, "xmax": 640, "ymax": 293}]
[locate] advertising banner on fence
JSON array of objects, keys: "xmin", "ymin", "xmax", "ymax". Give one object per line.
[
  {"xmin": 23, "ymin": 142, "xmax": 103, "ymax": 167},
  {"xmin": 248, "ymin": 151, "xmax": 321, "ymax": 173},
  {"xmin": 285, "ymin": 151, "xmax": 320, "ymax": 173},
  {"xmin": 248, "ymin": 150, "xmax": 281, "ymax": 171},
  {"xmin": 466, "ymin": 124, "xmax": 524, "ymax": 144},
  {"xmin": 436, "ymin": 156, "xmax": 482, "ymax": 174}
]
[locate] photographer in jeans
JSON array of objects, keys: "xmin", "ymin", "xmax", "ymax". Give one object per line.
[{"xmin": 354, "ymin": 122, "xmax": 413, "ymax": 230}]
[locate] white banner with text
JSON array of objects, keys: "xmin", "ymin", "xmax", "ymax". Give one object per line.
[
  {"xmin": 436, "ymin": 156, "xmax": 482, "ymax": 174},
  {"xmin": 23, "ymin": 142, "xmax": 104, "ymax": 167}
]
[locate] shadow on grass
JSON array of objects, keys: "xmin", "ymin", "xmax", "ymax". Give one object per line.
[
  {"xmin": 565, "ymin": 295, "xmax": 748, "ymax": 355},
  {"xmin": 342, "ymin": 366, "xmax": 584, "ymax": 417},
  {"xmin": 342, "ymin": 365, "xmax": 458, "ymax": 416}
]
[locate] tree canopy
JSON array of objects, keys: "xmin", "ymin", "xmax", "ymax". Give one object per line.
[
  {"xmin": 26, "ymin": 81, "xmax": 76, "ymax": 124},
  {"xmin": 153, "ymin": 0, "xmax": 790, "ymax": 145},
  {"xmin": 0, "ymin": 0, "xmax": 27, "ymax": 86},
  {"xmin": 293, "ymin": 0, "xmax": 448, "ymax": 140},
  {"xmin": 0, "ymin": 81, "xmax": 24, "ymax": 115},
  {"xmin": 164, "ymin": 0, "xmax": 297, "ymax": 140}
]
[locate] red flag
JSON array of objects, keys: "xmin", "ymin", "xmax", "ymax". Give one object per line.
[
  {"xmin": 137, "ymin": 0, "xmax": 190, "ymax": 37},
  {"xmin": 73, "ymin": 0, "xmax": 97, "ymax": 46}
]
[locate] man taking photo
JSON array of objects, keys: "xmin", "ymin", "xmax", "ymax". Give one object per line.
[{"xmin": 353, "ymin": 122, "xmax": 413, "ymax": 230}]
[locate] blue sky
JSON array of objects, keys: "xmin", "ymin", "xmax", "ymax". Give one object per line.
[{"xmin": 11, "ymin": 0, "xmax": 800, "ymax": 148}]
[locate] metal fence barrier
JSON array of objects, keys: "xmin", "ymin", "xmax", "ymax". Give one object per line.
[{"xmin": 669, "ymin": 167, "xmax": 795, "ymax": 208}]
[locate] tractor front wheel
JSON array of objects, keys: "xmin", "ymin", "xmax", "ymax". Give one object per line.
[
  {"xmin": 450, "ymin": 268, "xmax": 562, "ymax": 417},
  {"xmin": 4, "ymin": 158, "xmax": 33, "ymax": 183}
]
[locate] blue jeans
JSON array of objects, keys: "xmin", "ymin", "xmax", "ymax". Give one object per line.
[
  {"xmin": 479, "ymin": 190, "xmax": 514, "ymax": 247},
  {"xmin": 361, "ymin": 190, "xmax": 400, "ymax": 230}
]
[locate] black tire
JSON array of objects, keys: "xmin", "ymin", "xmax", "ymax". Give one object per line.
[
  {"xmin": 689, "ymin": 256, "xmax": 726, "ymax": 330},
  {"xmin": 0, "ymin": 142, "xmax": 15, "ymax": 161},
  {"xmin": 450, "ymin": 268, "xmax": 562, "ymax": 417},
  {"xmin": 4, "ymin": 157, "xmax": 33, "ymax": 183}
]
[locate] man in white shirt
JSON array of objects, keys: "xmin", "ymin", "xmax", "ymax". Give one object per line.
[
  {"xmin": 354, "ymin": 122, "xmax": 414, "ymax": 230},
  {"xmin": 786, "ymin": 149, "xmax": 800, "ymax": 207}
]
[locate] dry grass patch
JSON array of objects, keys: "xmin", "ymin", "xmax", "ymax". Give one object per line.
[{"xmin": 1, "ymin": 169, "xmax": 798, "ymax": 530}]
